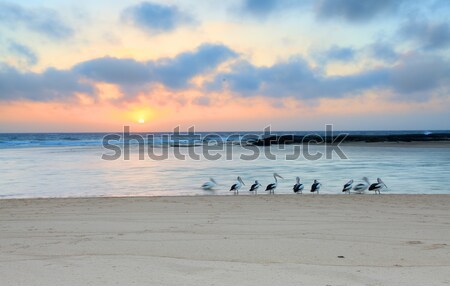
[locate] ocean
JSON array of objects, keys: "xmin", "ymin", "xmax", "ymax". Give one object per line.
[{"xmin": 0, "ymin": 130, "xmax": 449, "ymax": 198}]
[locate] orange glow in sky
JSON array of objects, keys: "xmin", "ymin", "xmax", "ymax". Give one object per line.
[{"xmin": 0, "ymin": 1, "xmax": 449, "ymax": 131}]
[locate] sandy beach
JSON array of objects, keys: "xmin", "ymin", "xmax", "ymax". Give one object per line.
[{"xmin": 1, "ymin": 195, "xmax": 449, "ymax": 286}]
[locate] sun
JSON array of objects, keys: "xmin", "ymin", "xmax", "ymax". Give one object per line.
[{"xmin": 126, "ymin": 107, "xmax": 156, "ymax": 125}]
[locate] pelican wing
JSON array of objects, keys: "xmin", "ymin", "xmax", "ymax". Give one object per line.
[
  {"xmin": 368, "ymin": 183, "xmax": 382, "ymax": 190},
  {"xmin": 353, "ymin": 183, "xmax": 368, "ymax": 191},
  {"xmin": 294, "ymin": 183, "xmax": 304, "ymax": 192},
  {"xmin": 202, "ymin": 182, "xmax": 213, "ymax": 189},
  {"xmin": 265, "ymin": 183, "xmax": 276, "ymax": 191},
  {"xmin": 311, "ymin": 182, "xmax": 320, "ymax": 192},
  {"xmin": 344, "ymin": 179, "xmax": 353, "ymax": 188},
  {"xmin": 249, "ymin": 183, "xmax": 259, "ymax": 191}
]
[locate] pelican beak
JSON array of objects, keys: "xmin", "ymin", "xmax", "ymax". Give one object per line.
[{"xmin": 276, "ymin": 174, "xmax": 284, "ymax": 179}]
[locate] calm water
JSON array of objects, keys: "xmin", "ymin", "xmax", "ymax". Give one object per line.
[{"xmin": 0, "ymin": 139, "xmax": 449, "ymax": 198}]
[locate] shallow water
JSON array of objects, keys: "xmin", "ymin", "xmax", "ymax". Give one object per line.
[{"xmin": 0, "ymin": 143, "xmax": 449, "ymax": 198}]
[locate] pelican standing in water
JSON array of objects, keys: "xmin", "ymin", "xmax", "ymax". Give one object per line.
[
  {"xmin": 310, "ymin": 179, "xmax": 321, "ymax": 195},
  {"xmin": 293, "ymin": 177, "xmax": 304, "ymax": 194},
  {"xmin": 353, "ymin": 177, "xmax": 370, "ymax": 194},
  {"xmin": 230, "ymin": 176, "xmax": 245, "ymax": 195},
  {"xmin": 265, "ymin": 173, "xmax": 283, "ymax": 194},
  {"xmin": 368, "ymin": 178, "xmax": 387, "ymax": 194},
  {"xmin": 201, "ymin": 178, "xmax": 218, "ymax": 190},
  {"xmin": 249, "ymin": 180, "xmax": 261, "ymax": 195},
  {"xmin": 342, "ymin": 179, "xmax": 353, "ymax": 194}
]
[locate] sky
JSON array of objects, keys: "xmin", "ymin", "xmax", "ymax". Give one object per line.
[{"xmin": 0, "ymin": 0, "xmax": 449, "ymax": 132}]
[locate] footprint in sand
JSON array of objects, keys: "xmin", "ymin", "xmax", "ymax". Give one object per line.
[
  {"xmin": 424, "ymin": 243, "xmax": 447, "ymax": 250},
  {"xmin": 406, "ymin": 240, "xmax": 423, "ymax": 245}
]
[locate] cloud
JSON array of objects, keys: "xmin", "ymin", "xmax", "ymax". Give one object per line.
[
  {"xmin": 239, "ymin": 0, "xmax": 279, "ymax": 18},
  {"xmin": 314, "ymin": 45, "xmax": 356, "ymax": 64},
  {"xmin": 207, "ymin": 57, "xmax": 388, "ymax": 99},
  {"xmin": 314, "ymin": 42, "xmax": 399, "ymax": 66},
  {"xmin": 192, "ymin": 96, "xmax": 210, "ymax": 106},
  {"xmin": 1, "ymin": 43, "xmax": 237, "ymax": 102},
  {"xmin": 0, "ymin": 2, "xmax": 74, "ymax": 39},
  {"xmin": 151, "ymin": 43, "xmax": 237, "ymax": 88},
  {"xmin": 122, "ymin": 1, "xmax": 195, "ymax": 34},
  {"xmin": 74, "ymin": 57, "xmax": 151, "ymax": 85},
  {"xmin": 400, "ymin": 20, "xmax": 450, "ymax": 50},
  {"xmin": 366, "ymin": 42, "xmax": 398, "ymax": 62},
  {"xmin": 315, "ymin": 0, "xmax": 404, "ymax": 22},
  {"xmin": 237, "ymin": 0, "xmax": 308, "ymax": 19},
  {"xmin": 2, "ymin": 43, "xmax": 448, "ymax": 104},
  {"xmin": 8, "ymin": 41, "xmax": 38, "ymax": 66},
  {"xmin": 325, "ymin": 46, "xmax": 355, "ymax": 61},
  {"xmin": 389, "ymin": 55, "xmax": 450, "ymax": 94},
  {"xmin": 74, "ymin": 43, "xmax": 237, "ymax": 89},
  {"xmin": 207, "ymin": 54, "xmax": 450, "ymax": 101},
  {"xmin": 0, "ymin": 64, "xmax": 93, "ymax": 102}
]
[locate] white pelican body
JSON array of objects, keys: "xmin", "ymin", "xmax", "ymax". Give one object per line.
[
  {"xmin": 265, "ymin": 173, "xmax": 283, "ymax": 194},
  {"xmin": 353, "ymin": 177, "xmax": 370, "ymax": 194},
  {"xmin": 249, "ymin": 180, "xmax": 261, "ymax": 195},
  {"xmin": 342, "ymin": 179, "xmax": 353, "ymax": 194},
  {"xmin": 311, "ymin": 179, "xmax": 321, "ymax": 195},
  {"xmin": 293, "ymin": 177, "xmax": 304, "ymax": 194},
  {"xmin": 230, "ymin": 176, "xmax": 245, "ymax": 195},
  {"xmin": 368, "ymin": 178, "xmax": 387, "ymax": 194},
  {"xmin": 201, "ymin": 178, "xmax": 217, "ymax": 190}
]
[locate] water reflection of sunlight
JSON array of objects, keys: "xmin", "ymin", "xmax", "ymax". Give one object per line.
[{"xmin": 1, "ymin": 144, "xmax": 449, "ymax": 198}]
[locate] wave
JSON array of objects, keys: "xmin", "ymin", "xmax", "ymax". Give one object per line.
[{"xmin": 0, "ymin": 130, "xmax": 449, "ymax": 149}]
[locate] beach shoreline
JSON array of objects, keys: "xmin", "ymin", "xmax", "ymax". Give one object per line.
[{"xmin": 1, "ymin": 195, "xmax": 449, "ymax": 285}]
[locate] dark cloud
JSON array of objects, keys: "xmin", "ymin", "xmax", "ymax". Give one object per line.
[
  {"xmin": 152, "ymin": 44, "xmax": 237, "ymax": 88},
  {"xmin": 0, "ymin": 2, "xmax": 74, "ymax": 39},
  {"xmin": 2, "ymin": 43, "xmax": 448, "ymax": 104},
  {"xmin": 208, "ymin": 57, "xmax": 387, "ymax": 99},
  {"xmin": 240, "ymin": 0, "xmax": 279, "ymax": 18},
  {"xmin": 1, "ymin": 43, "xmax": 237, "ymax": 102},
  {"xmin": 366, "ymin": 42, "xmax": 398, "ymax": 62},
  {"xmin": 8, "ymin": 41, "xmax": 38, "ymax": 66},
  {"xmin": 315, "ymin": 0, "xmax": 403, "ymax": 22},
  {"xmin": 400, "ymin": 20, "xmax": 450, "ymax": 50},
  {"xmin": 389, "ymin": 55, "xmax": 450, "ymax": 94},
  {"xmin": 315, "ymin": 42, "xmax": 400, "ymax": 66},
  {"xmin": 75, "ymin": 43, "xmax": 237, "ymax": 89},
  {"xmin": 315, "ymin": 45, "xmax": 356, "ymax": 64},
  {"xmin": 74, "ymin": 57, "xmax": 151, "ymax": 85},
  {"xmin": 0, "ymin": 64, "xmax": 93, "ymax": 101},
  {"xmin": 237, "ymin": 0, "xmax": 308, "ymax": 19},
  {"xmin": 207, "ymin": 54, "xmax": 450, "ymax": 100},
  {"xmin": 122, "ymin": 2, "xmax": 195, "ymax": 34}
]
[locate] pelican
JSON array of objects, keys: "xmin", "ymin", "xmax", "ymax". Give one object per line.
[
  {"xmin": 368, "ymin": 178, "xmax": 387, "ymax": 194},
  {"xmin": 230, "ymin": 176, "xmax": 245, "ymax": 195},
  {"xmin": 310, "ymin": 179, "xmax": 321, "ymax": 195},
  {"xmin": 353, "ymin": 177, "xmax": 370, "ymax": 194},
  {"xmin": 201, "ymin": 178, "xmax": 217, "ymax": 190},
  {"xmin": 249, "ymin": 180, "xmax": 261, "ymax": 195},
  {"xmin": 265, "ymin": 173, "xmax": 283, "ymax": 194},
  {"xmin": 342, "ymin": 179, "xmax": 353, "ymax": 194},
  {"xmin": 293, "ymin": 177, "xmax": 304, "ymax": 194}
]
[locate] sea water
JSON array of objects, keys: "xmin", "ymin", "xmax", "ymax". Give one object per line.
[{"xmin": 0, "ymin": 131, "xmax": 449, "ymax": 198}]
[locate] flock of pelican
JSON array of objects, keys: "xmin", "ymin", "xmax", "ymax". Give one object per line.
[{"xmin": 201, "ymin": 174, "xmax": 388, "ymax": 195}]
